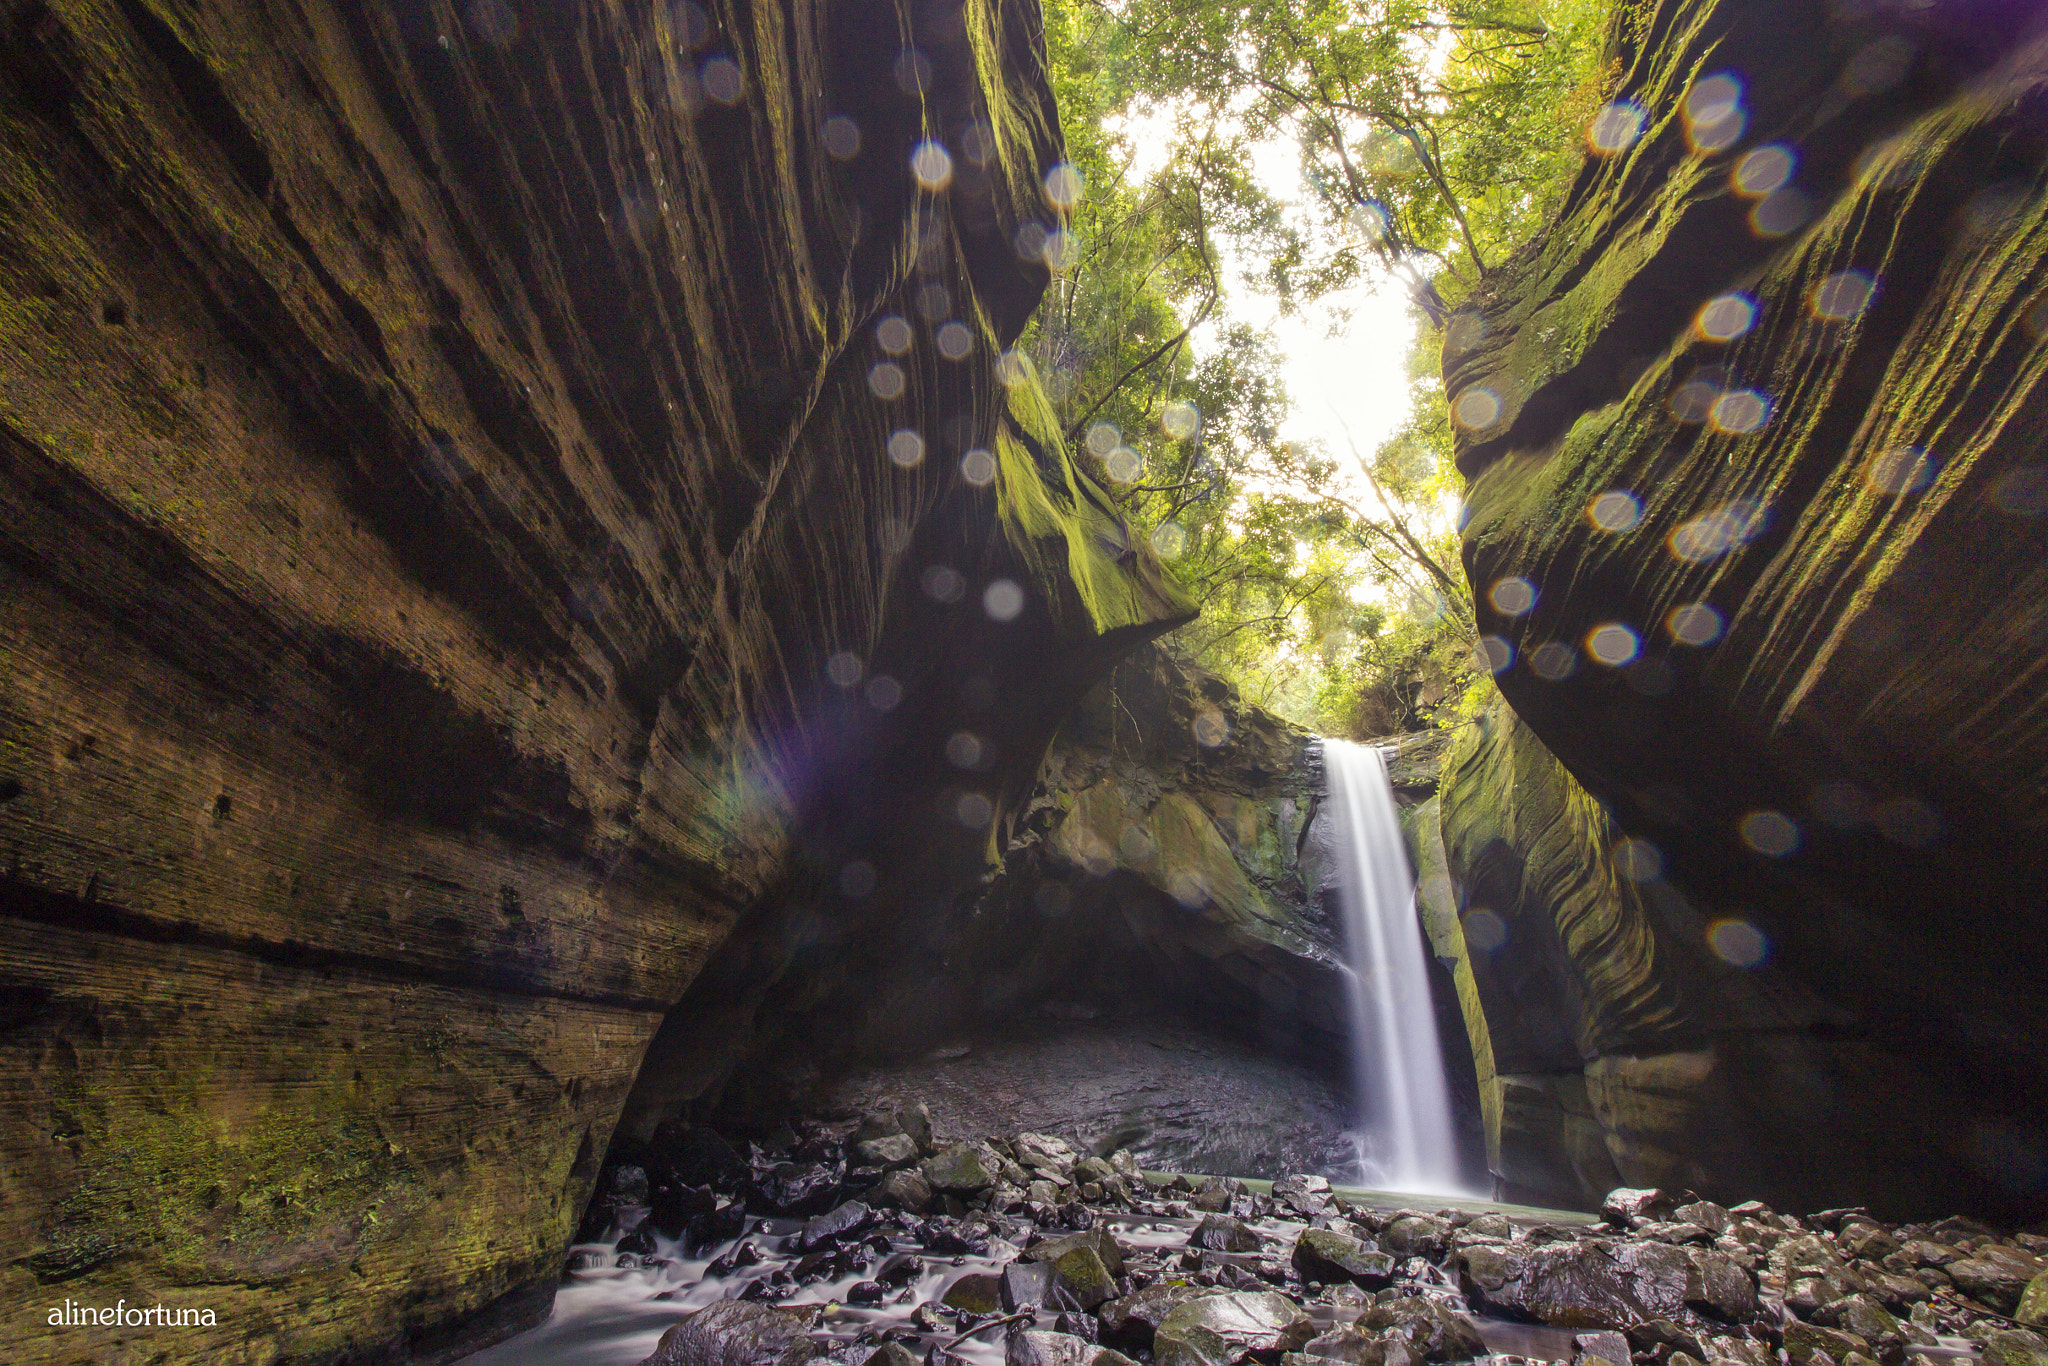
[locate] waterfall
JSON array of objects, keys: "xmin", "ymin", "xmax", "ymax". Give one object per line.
[{"xmin": 1322, "ymin": 738, "xmax": 1466, "ymax": 1196}]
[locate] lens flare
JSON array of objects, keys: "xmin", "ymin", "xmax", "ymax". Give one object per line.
[
  {"xmin": 960, "ymin": 448, "xmax": 997, "ymax": 486},
  {"xmin": 886, "ymin": 429, "xmax": 925, "ymax": 467},
  {"xmin": 1707, "ymin": 918, "xmax": 1769, "ymax": 967},
  {"xmin": 1161, "ymin": 401, "xmax": 1200, "ymax": 440},
  {"xmin": 1734, "ymin": 144, "xmax": 1796, "ymax": 197},
  {"xmin": 1150, "ymin": 522, "xmax": 1187, "ymax": 558},
  {"xmin": 1453, "ymin": 387, "xmax": 1503, "ymax": 431},
  {"xmin": 1738, "ymin": 810, "xmax": 1800, "ymax": 857},
  {"xmin": 1864, "ymin": 445, "xmax": 1936, "ymax": 495},
  {"xmin": 1489, "ymin": 576, "xmax": 1537, "ymax": 616},
  {"xmin": 1695, "ymin": 294, "xmax": 1756, "ymax": 342},
  {"xmin": 1615, "ymin": 838, "xmax": 1665, "ymax": 882},
  {"xmin": 1587, "ymin": 101, "xmax": 1646, "ymax": 155},
  {"xmin": 1588, "ymin": 490, "xmax": 1643, "ymax": 532},
  {"xmin": 1667, "ymin": 602, "xmax": 1724, "ymax": 645},
  {"xmin": 1809, "ymin": 270, "xmax": 1876, "ymax": 322},
  {"xmin": 909, "ymin": 140, "xmax": 953, "ymax": 191},
  {"xmin": 1043, "ymin": 162, "xmax": 1083, "ymax": 209},
  {"xmin": 983, "ymin": 579, "xmax": 1024, "ymax": 622},
  {"xmin": 1585, "ymin": 623, "xmax": 1641, "ymax": 666}
]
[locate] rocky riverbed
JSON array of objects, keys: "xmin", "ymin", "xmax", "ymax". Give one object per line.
[{"xmin": 461, "ymin": 1106, "xmax": 2048, "ymax": 1366}]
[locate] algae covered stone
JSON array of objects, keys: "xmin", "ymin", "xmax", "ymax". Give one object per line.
[
  {"xmin": 1154, "ymin": 1291, "xmax": 1314, "ymax": 1366},
  {"xmin": 1293, "ymin": 1229, "xmax": 1396, "ymax": 1287},
  {"xmin": 642, "ymin": 1300, "xmax": 821, "ymax": 1366}
]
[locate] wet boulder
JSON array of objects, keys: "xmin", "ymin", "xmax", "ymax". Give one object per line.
[
  {"xmin": 1016, "ymin": 1133, "xmax": 1082, "ymax": 1175},
  {"xmin": 1100, "ymin": 1284, "xmax": 1207, "ymax": 1347},
  {"xmin": 1293, "ymin": 1229, "xmax": 1397, "ymax": 1288},
  {"xmin": 1574, "ymin": 1331, "xmax": 1633, "ymax": 1366},
  {"xmin": 1977, "ymin": 1328, "xmax": 2048, "ymax": 1366},
  {"xmin": 1006, "ymin": 1330, "xmax": 1141, "ymax": 1366},
  {"xmin": 854, "ymin": 1134, "xmax": 922, "ymax": 1170},
  {"xmin": 1949, "ymin": 1247, "xmax": 2045, "ymax": 1313},
  {"xmin": 1466, "ymin": 1214, "xmax": 1514, "ymax": 1240},
  {"xmin": 1273, "ymin": 1174, "xmax": 1335, "ymax": 1216},
  {"xmin": 1292, "ymin": 1330, "xmax": 1424, "ymax": 1366},
  {"xmin": 943, "ymin": 1273, "xmax": 1004, "ymax": 1314},
  {"xmin": 923, "ymin": 1144, "xmax": 1002, "ymax": 1194},
  {"xmin": 1154, "ymin": 1291, "xmax": 1316, "ymax": 1366},
  {"xmin": 1027, "ymin": 1227, "xmax": 1127, "ymax": 1278},
  {"xmin": 1813, "ymin": 1296, "xmax": 1907, "ymax": 1366},
  {"xmin": 869, "ymin": 1170, "xmax": 934, "ymax": 1215},
  {"xmin": 1052, "ymin": 1246, "xmax": 1120, "ymax": 1308},
  {"xmin": 1673, "ymin": 1204, "xmax": 1734, "ymax": 1238},
  {"xmin": 797, "ymin": 1202, "xmax": 875, "ymax": 1252},
  {"xmin": 1192, "ymin": 1178, "xmax": 1244, "ymax": 1214},
  {"xmin": 1194, "ymin": 1215, "xmax": 1264, "ymax": 1253},
  {"xmin": 863, "ymin": 1346, "xmax": 920, "ymax": 1366},
  {"xmin": 1002, "ymin": 1261, "xmax": 1058, "ymax": 1311},
  {"xmin": 2020, "ymin": 1270, "xmax": 2048, "ymax": 1325},
  {"xmin": 1604, "ymin": 1189, "xmax": 1689, "ymax": 1228},
  {"xmin": 640, "ymin": 1300, "xmax": 821, "ymax": 1366},
  {"xmin": 755, "ymin": 1161, "xmax": 844, "ymax": 1215},
  {"xmin": 1381, "ymin": 1217, "xmax": 1450, "ymax": 1262},
  {"xmin": 1684, "ymin": 1248, "xmax": 1759, "ymax": 1322},
  {"xmin": 1356, "ymin": 1296, "xmax": 1490, "ymax": 1362},
  {"xmin": 1784, "ymin": 1321, "xmax": 1872, "ymax": 1366},
  {"xmin": 1460, "ymin": 1236, "xmax": 1700, "ymax": 1329}
]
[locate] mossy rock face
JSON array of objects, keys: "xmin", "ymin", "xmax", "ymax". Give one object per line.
[
  {"xmin": 1441, "ymin": 0, "xmax": 2048, "ymax": 1220},
  {"xmin": 0, "ymin": 0, "xmax": 1187, "ymax": 1357}
]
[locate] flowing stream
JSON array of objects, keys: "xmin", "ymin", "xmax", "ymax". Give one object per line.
[{"xmin": 1322, "ymin": 739, "xmax": 1466, "ymax": 1197}]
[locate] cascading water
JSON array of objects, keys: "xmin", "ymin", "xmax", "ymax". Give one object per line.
[{"xmin": 1321, "ymin": 738, "xmax": 1466, "ymax": 1196}]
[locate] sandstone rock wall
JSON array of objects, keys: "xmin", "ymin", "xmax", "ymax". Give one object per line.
[
  {"xmin": 1442, "ymin": 0, "xmax": 2048, "ymax": 1221},
  {"xmin": 0, "ymin": 0, "xmax": 1186, "ymax": 1357}
]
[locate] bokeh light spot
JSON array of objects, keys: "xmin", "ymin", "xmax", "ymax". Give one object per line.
[
  {"xmin": 1150, "ymin": 522, "xmax": 1187, "ymax": 559},
  {"xmin": 960, "ymin": 448, "xmax": 997, "ymax": 486},
  {"xmin": 1684, "ymin": 72, "xmax": 1746, "ymax": 152},
  {"xmin": 864, "ymin": 674, "xmax": 902, "ymax": 710},
  {"xmin": 1192, "ymin": 709, "xmax": 1230, "ymax": 748},
  {"xmin": 936, "ymin": 321, "xmax": 973, "ymax": 360},
  {"xmin": 920, "ymin": 564, "xmax": 965, "ymax": 602},
  {"xmin": 1739, "ymin": 809, "xmax": 1800, "ymax": 857},
  {"xmin": 909, "ymin": 140, "xmax": 953, "ymax": 191},
  {"xmin": 955, "ymin": 792, "xmax": 993, "ymax": 829},
  {"xmin": 1043, "ymin": 162, "xmax": 1084, "ymax": 209},
  {"xmin": 1463, "ymin": 909, "xmax": 1508, "ymax": 951},
  {"xmin": 1734, "ymin": 144, "xmax": 1796, "ymax": 197},
  {"xmin": 1530, "ymin": 641, "xmax": 1577, "ymax": 681},
  {"xmin": 1588, "ymin": 490, "xmax": 1643, "ymax": 532},
  {"xmin": 1476, "ymin": 636, "xmax": 1514, "ymax": 673},
  {"xmin": 1615, "ymin": 838, "xmax": 1665, "ymax": 882},
  {"xmin": 887, "ymin": 429, "xmax": 925, "ymax": 467},
  {"xmin": 1587, "ymin": 101, "xmax": 1646, "ymax": 155},
  {"xmin": 994, "ymin": 351, "xmax": 1032, "ymax": 387},
  {"xmin": 1988, "ymin": 466, "xmax": 2048, "ymax": 516},
  {"xmin": 821, "ymin": 115, "xmax": 861, "ymax": 159},
  {"xmin": 1865, "ymin": 444, "xmax": 1936, "ymax": 495},
  {"xmin": 1696, "ymin": 294, "xmax": 1756, "ymax": 342},
  {"xmin": 1105, "ymin": 446, "xmax": 1142, "ymax": 483},
  {"xmin": 1667, "ymin": 602, "xmax": 1725, "ymax": 646},
  {"xmin": 1041, "ymin": 230, "xmax": 1080, "ymax": 271},
  {"xmin": 1810, "ymin": 270, "xmax": 1876, "ymax": 322},
  {"xmin": 1707, "ymin": 918, "xmax": 1769, "ymax": 968},
  {"xmin": 867, "ymin": 361, "xmax": 905, "ymax": 400},
  {"xmin": 1488, "ymin": 576, "xmax": 1537, "ymax": 616},
  {"xmin": 983, "ymin": 579, "xmax": 1024, "ymax": 622},
  {"xmin": 1453, "ymin": 387, "xmax": 1503, "ymax": 431},
  {"xmin": 892, "ymin": 48, "xmax": 931, "ymax": 93},
  {"xmin": 1710, "ymin": 388, "xmax": 1771, "ymax": 434},
  {"xmin": 826, "ymin": 651, "xmax": 862, "ymax": 687},
  {"xmin": 1585, "ymin": 622, "xmax": 1641, "ymax": 666},
  {"xmin": 1013, "ymin": 221, "xmax": 1049, "ymax": 262},
  {"xmin": 946, "ymin": 732, "xmax": 985, "ymax": 769},
  {"xmin": 700, "ymin": 56, "xmax": 744, "ymax": 104},
  {"xmin": 1750, "ymin": 188, "xmax": 1812, "ymax": 237},
  {"xmin": 1084, "ymin": 423, "xmax": 1121, "ymax": 457},
  {"xmin": 1161, "ymin": 401, "xmax": 1200, "ymax": 440}
]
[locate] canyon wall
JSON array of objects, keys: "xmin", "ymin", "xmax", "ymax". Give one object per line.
[
  {"xmin": 0, "ymin": 0, "xmax": 1188, "ymax": 1357},
  {"xmin": 1443, "ymin": 0, "xmax": 2048, "ymax": 1219}
]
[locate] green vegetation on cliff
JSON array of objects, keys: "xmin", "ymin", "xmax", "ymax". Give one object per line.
[{"xmin": 1021, "ymin": 0, "xmax": 1613, "ymax": 734}]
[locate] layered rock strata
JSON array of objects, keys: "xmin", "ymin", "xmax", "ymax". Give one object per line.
[
  {"xmin": 0, "ymin": 0, "xmax": 1184, "ymax": 1357},
  {"xmin": 1444, "ymin": 0, "xmax": 2048, "ymax": 1218}
]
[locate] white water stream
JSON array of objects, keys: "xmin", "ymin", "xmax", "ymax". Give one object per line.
[{"xmin": 1322, "ymin": 739, "xmax": 1467, "ymax": 1197}]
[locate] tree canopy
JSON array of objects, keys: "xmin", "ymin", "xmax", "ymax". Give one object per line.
[{"xmin": 1019, "ymin": 0, "xmax": 1616, "ymax": 734}]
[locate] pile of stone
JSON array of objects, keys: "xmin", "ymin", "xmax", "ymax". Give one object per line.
[{"xmin": 583, "ymin": 1112, "xmax": 2048, "ymax": 1366}]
